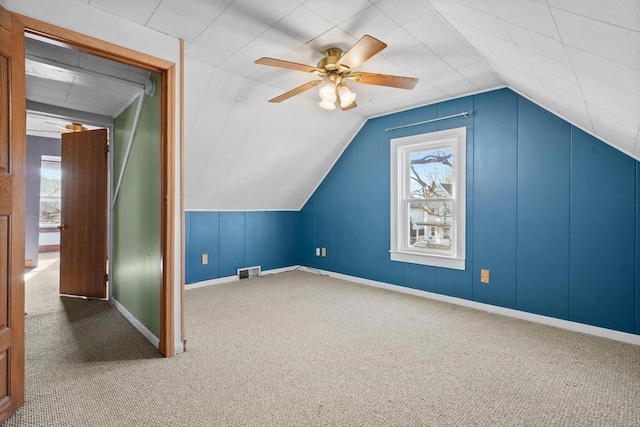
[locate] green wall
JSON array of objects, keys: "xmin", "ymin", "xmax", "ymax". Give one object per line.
[{"xmin": 112, "ymin": 74, "xmax": 162, "ymax": 337}]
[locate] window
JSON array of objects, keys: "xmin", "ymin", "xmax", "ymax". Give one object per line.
[
  {"xmin": 390, "ymin": 127, "xmax": 466, "ymax": 270},
  {"xmin": 40, "ymin": 156, "xmax": 62, "ymax": 228}
]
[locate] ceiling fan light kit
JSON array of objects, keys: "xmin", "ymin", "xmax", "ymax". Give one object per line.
[{"xmin": 255, "ymin": 35, "xmax": 418, "ymax": 111}]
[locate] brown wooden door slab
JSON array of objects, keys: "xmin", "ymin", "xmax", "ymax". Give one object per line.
[
  {"xmin": 0, "ymin": 5, "xmax": 25, "ymax": 423},
  {"xmin": 59, "ymin": 129, "xmax": 107, "ymax": 299}
]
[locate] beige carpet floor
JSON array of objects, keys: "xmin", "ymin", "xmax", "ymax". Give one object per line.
[
  {"xmin": 6, "ymin": 271, "xmax": 640, "ymax": 426},
  {"xmin": 24, "ymin": 252, "xmax": 63, "ymax": 315}
]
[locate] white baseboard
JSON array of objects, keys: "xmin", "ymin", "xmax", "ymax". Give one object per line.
[
  {"xmin": 111, "ymin": 297, "xmax": 160, "ymax": 349},
  {"xmin": 185, "ymin": 265, "xmax": 301, "ymax": 290},
  {"xmin": 300, "ymin": 267, "xmax": 640, "ymax": 346}
]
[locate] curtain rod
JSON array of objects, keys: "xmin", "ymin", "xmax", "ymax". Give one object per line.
[{"xmin": 385, "ymin": 111, "xmax": 473, "ymax": 132}]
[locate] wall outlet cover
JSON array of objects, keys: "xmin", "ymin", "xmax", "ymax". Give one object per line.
[
  {"xmin": 480, "ymin": 269, "xmax": 490, "ymax": 284},
  {"xmin": 201, "ymin": 254, "xmax": 208, "ymax": 265}
]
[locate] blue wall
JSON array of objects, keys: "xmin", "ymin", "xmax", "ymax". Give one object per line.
[
  {"xmin": 300, "ymin": 88, "xmax": 640, "ymax": 335},
  {"xmin": 185, "ymin": 211, "xmax": 299, "ymax": 284},
  {"xmin": 185, "ymin": 88, "xmax": 640, "ymax": 336}
]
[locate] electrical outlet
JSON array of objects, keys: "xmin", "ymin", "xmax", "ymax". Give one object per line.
[
  {"xmin": 321, "ymin": 247, "xmax": 327, "ymax": 257},
  {"xmin": 480, "ymin": 269, "xmax": 490, "ymax": 284},
  {"xmin": 201, "ymin": 254, "xmax": 208, "ymax": 265},
  {"xmin": 315, "ymin": 248, "xmax": 320, "ymax": 256}
]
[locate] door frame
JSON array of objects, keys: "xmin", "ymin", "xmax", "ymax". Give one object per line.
[{"xmin": 16, "ymin": 14, "xmax": 178, "ymax": 357}]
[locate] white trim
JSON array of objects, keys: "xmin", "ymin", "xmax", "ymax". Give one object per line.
[
  {"xmin": 185, "ymin": 265, "xmax": 301, "ymax": 290},
  {"xmin": 390, "ymin": 251, "xmax": 465, "ymax": 270},
  {"xmin": 304, "ymin": 268, "xmax": 640, "ymax": 346},
  {"xmin": 390, "ymin": 127, "xmax": 466, "ymax": 269},
  {"xmin": 111, "ymin": 297, "xmax": 160, "ymax": 349}
]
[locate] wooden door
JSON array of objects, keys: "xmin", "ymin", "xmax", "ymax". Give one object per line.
[
  {"xmin": 59, "ymin": 129, "xmax": 107, "ymax": 299},
  {"xmin": 0, "ymin": 6, "xmax": 25, "ymax": 423}
]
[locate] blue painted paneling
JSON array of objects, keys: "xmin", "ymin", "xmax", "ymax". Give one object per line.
[
  {"xmin": 244, "ymin": 212, "xmax": 268, "ymax": 269},
  {"xmin": 299, "ymin": 195, "xmax": 317, "ymax": 267},
  {"xmin": 404, "ymin": 263, "xmax": 436, "ymax": 292},
  {"xmin": 333, "ymin": 146, "xmax": 356, "ymax": 276},
  {"xmin": 570, "ymin": 129, "xmax": 636, "ymax": 332},
  {"xmin": 219, "ymin": 212, "xmax": 245, "ymax": 277},
  {"xmin": 472, "ymin": 89, "xmax": 518, "ymax": 309},
  {"xmin": 517, "ymin": 98, "xmax": 571, "ymax": 319},
  {"xmin": 351, "ymin": 129, "xmax": 380, "ymax": 281},
  {"xmin": 284, "ymin": 211, "xmax": 300, "ymax": 266},
  {"xmin": 637, "ymin": 164, "xmax": 640, "ymax": 334},
  {"xmin": 377, "ymin": 113, "xmax": 406, "ymax": 286},
  {"xmin": 186, "ymin": 211, "xmax": 220, "ymax": 283},
  {"xmin": 315, "ymin": 170, "xmax": 335, "ymax": 270}
]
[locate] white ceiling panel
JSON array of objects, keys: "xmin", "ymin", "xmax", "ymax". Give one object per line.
[
  {"xmin": 338, "ymin": 5, "xmax": 398, "ymax": 40},
  {"xmin": 485, "ymin": 0, "xmax": 560, "ymax": 39},
  {"xmin": 273, "ymin": 5, "xmax": 334, "ymax": 43},
  {"xmin": 218, "ymin": 28, "xmax": 303, "ymax": 77},
  {"xmin": 88, "ymin": 0, "xmax": 161, "ymax": 25},
  {"xmin": 442, "ymin": 48, "xmax": 484, "ymax": 69},
  {"xmin": 551, "ymin": 8, "xmax": 640, "ymax": 70},
  {"xmin": 232, "ymin": 0, "xmax": 300, "ymax": 26},
  {"xmin": 375, "ymin": 0, "xmax": 432, "ymax": 25},
  {"xmin": 547, "ymin": 0, "xmax": 640, "ymax": 33},
  {"xmin": 29, "ymin": 0, "xmax": 635, "ymax": 211},
  {"xmin": 303, "ymin": 0, "xmax": 372, "ymax": 26},
  {"xmin": 566, "ymin": 46, "xmax": 640, "ymax": 96},
  {"xmin": 403, "ymin": 11, "xmax": 452, "ymax": 44},
  {"xmin": 186, "ymin": 6, "xmax": 270, "ymax": 66},
  {"xmin": 449, "ymin": 0, "xmax": 493, "ymax": 15},
  {"xmin": 426, "ymin": 31, "xmax": 471, "ymax": 57},
  {"xmin": 184, "ymin": 58, "xmax": 214, "ymax": 91},
  {"xmin": 444, "ymin": 2, "xmax": 510, "ymax": 40},
  {"xmin": 146, "ymin": 0, "xmax": 231, "ymax": 43},
  {"xmin": 500, "ymin": 22, "xmax": 569, "ymax": 64}
]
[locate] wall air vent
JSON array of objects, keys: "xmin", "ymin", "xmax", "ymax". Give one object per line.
[{"xmin": 237, "ymin": 266, "xmax": 261, "ymax": 280}]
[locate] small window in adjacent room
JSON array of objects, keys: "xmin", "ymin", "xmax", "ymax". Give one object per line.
[{"xmin": 390, "ymin": 127, "xmax": 466, "ymax": 270}]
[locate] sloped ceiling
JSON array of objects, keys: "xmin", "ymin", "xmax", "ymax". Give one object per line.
[
  {"xmin": 66, "ymin": 0, "xmax": 640, "ymax": 210},
  {"xmin": 429, "ymin": 0, "xmax": 640, "ymax": 158}
]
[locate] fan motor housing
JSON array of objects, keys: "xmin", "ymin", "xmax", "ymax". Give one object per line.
[{"xmin": 317, "ymin": 48, "xmax": 345, "ymax": 72}]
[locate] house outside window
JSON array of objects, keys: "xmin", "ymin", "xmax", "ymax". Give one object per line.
[{"xmin": 390, "ymin": 127, "xmax": 466, "ymax": 270}]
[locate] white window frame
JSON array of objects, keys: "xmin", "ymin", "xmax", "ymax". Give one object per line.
[{"xmin": 390, "ymin": 127, "xmax": 466, "ymax": 270}]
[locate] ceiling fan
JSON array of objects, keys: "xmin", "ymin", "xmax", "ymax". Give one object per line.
[
  {"xmin": 46, "ymin": 121, "xmax": 88, "ymax": 133},
  {"xmin": 255, "ymin": 35, "xmax": 418, "ymax": 111},
  {"xmin": 27, "ymin": 121, "xmax": 89, "ymax": 136}
]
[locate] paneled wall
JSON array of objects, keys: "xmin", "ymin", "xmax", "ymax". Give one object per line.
[
  {"xmin": 186, "ymin": 88, "xmax": 640, "ymax": 336},
  {"xmin": 300, "ymin": 88, "xmax": 639, "ymax": 335},
  {"xmin": 186, "ymin": 211, "xmax": 299, "ymax": 283},
  {"xmin": 112, "ymin": 75, "xmax": 162, "ymax": 337}
]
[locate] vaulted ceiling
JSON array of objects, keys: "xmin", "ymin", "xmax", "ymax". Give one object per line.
[{"xmin": 34, "ymin": 0, "xmax": 640, "ymax": 210}]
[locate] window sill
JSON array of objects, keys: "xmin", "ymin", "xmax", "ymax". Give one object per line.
[{"xmin": 390, "ymin": 250, "xmax": 465, "ymax": 270}]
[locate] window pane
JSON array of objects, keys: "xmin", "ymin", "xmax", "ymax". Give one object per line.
[
  {"xmin": 40, "ymin": 198, "xmax": 61, "ymax": 227},
  {"xmin": 409, "ymin": 148, "xmax": 453, "ymax": 199},
  {"xmin": 408, "ymin": 201, "xmax": 453, "ymax": 253},
  {"xmin": 40, "ymin": 157, "xmax": 61, "ymax": 228},
  {"xmin": 40, "ymin": 160, "xmax": 61, "ymax": 198}
]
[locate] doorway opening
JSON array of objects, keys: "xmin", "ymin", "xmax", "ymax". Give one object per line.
[{"xmin": 22, "ymin": 25, "xmax": 174, "ymax": 353}]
